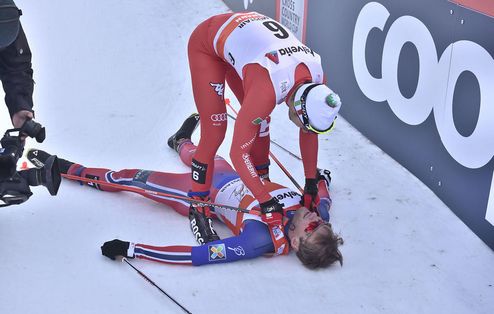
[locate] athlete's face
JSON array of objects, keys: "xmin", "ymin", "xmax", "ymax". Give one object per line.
[{"xmin": 288, "ymin": 207, "xmax": 331, "ymax": 251}]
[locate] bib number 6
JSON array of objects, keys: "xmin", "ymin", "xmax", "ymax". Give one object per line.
[{"xmin": 262, "ymin": 21, "xmax": 289, "ymax": 39}]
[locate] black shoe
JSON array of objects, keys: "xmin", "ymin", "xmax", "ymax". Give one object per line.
[
  {"xmin": 167, "ymin": 113, "xmax": 200, "ymax": 152},
  {"xmin": 27, "ymin": 149, "xmax": 74, "ymax": 174},
  {"xmin": 189, "ymin": 204, "xmax": 220, "ymax": 245}
]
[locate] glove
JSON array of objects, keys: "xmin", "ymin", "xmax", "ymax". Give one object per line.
[
  {"xmin": 260, "ymin": 198, "xmax": 284, "ymax": 226},
  {"xmin": 317, "ymin": 168, "xmax": 331, "ymax": 186},
  {"xmin": 301, "ymin": 178, "xmax": 320, "ymax": 212},
  {"xmin": 101, "ymin": 239, "xmax": 132, "ymax": 260}
]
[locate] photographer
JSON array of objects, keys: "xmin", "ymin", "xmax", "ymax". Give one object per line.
[
  {"xmin": 0, "ymin": 1, "xmax": 60, "ymax": 207},
  {"xmin": 0, "ymin": 0, "xmax": 34, "ymax": 128}
]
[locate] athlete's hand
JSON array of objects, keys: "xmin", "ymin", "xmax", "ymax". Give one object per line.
[
  {"xmin": 101, "ymin": 239, "xmax": 132, "ymax": 260},
  {"xmin": 260, "ymin": 198, "xmax": 284, "ymax": 226},
  {"xmin": 301, "ymin": 178, "xmax": 320, "ymax": 212}
]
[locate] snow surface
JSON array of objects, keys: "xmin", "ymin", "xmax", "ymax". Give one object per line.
[{"xmin": 1, "ymin": 1, "xmax": 493, "ymax": 313}]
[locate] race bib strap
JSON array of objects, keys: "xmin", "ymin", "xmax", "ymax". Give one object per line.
[{"xmin": 267, "ymin": 224, "xmax": 290, "ymax": 256}]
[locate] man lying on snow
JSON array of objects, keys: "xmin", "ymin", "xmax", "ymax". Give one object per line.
[{"xmin": 27, "ymin": 114, "xmax": 343, "ymax": 269}]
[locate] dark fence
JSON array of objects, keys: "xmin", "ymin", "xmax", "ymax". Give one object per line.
[{"xmin": 222, "ymin": 0, "xmax": 494, "ymax": 250}]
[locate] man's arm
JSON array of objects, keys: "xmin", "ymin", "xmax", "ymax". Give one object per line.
[
  {"xmin": 315, "ymin": 169, "xmax": 332, "ymax": 221},
  {"xmin": 229, "ymin": 64, "xmax": 276, "ymax": 204},
  {"xmin": 0, "ymin": 24, "xmax": 34, "ymax": 120},
  {"xmin": 299, "ymin": 130, "xmax": 318, "ymax": 179},
  {"xmin": 101, "ymin": 220, "xmax": 274, "ymax": 266}
]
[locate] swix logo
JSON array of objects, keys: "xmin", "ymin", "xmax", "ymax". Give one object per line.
[
  {"xmin": 210, "ymin": 113, "xmax": 227, "ymax": 122},
  {"xmin": 265, "ymin": 51, "xmax": 279, "ymax": 64},
  {"xmin": 209, "ymin": 82, "xmax": 224, "ymax": 97},
  {"xmin": 278, "ymin": 45, "xmax": 314, "ymax": 57}
]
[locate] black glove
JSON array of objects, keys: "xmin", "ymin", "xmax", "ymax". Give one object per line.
[
  {"xmin": 301, "ymin": 178, "xmax": 319, "ymax": 211},
  {"xmin": 101, "ymin": 239, "xmax": 131, "ymax": 260},
  {"xmin": 260, "ymin": 198, "xmax": 284, "ymax": 226}
]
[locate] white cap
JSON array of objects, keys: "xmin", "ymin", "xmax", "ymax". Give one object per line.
[{"xmin": 293, "ymin": 83, "xmax": 342, "ymax": 132}]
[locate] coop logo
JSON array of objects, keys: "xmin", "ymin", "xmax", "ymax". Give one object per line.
[
  {"xmin": 352, "ymin": 2, "xmax": 494, "ymax": 225},
  {"xmin": 243, "ymin": 0, "xmax": 254, "ymax": 10}
]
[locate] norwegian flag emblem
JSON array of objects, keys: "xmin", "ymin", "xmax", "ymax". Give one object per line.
[{"xmin": 265, "ymin": 51, "xmax": 279, "ymax": 64}]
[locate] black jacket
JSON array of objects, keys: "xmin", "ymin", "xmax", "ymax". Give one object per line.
[{"xmin": 0, "ymin": 23, "xmax": 34, "ymax": 118}]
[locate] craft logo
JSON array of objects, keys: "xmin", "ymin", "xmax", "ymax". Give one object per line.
[
  {"xmin": 209, "ymin": 82, "xmax": 224, "ymax": 97},
  {"xmin": 208, "ymin": 243, "xmax": 226, "ymax": 261},
  {"xmin": 191, "ymin": 159, "xmax": 207, "ymax": 184},
  {"xmin": 265, "ymin": 51, "xmax": 279, "ymax": 64}
]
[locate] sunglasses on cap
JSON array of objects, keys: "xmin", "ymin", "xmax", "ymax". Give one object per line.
[{"xmin": 293, "ymin": 83, "xmax": 336, "ymax": 134}]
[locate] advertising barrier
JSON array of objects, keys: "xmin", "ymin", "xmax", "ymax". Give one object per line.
[{"xmin": 222, "ymin": 0, "xmax": 494, "ymax": 249}]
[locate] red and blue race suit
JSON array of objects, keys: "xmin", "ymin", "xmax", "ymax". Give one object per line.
[{"xmin": 67, "ymin": 141, "xmax": 331, "ymax": 266}]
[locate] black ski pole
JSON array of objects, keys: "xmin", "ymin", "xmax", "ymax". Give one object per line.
[{"xmin": 123, "ymin": 258, "xmax": 192, "ymax": 314}]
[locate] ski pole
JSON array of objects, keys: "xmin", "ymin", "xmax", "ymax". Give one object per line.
[
  {"xmin": 61, "ymin": 173, "xmax": 254, "ymax": 214},
  {"xmin": 269, "ymin": 138, "xmax": 302, "ymax": 161},
  {"xmin": 267, "ymin": 150, "xmax": 303, "ymax": 193},
  {"xmin": 226, "ymin": 99, "xmax": 302, "ymax": 161},
  {"xmin": 225, "ymin": 111, "xmax": 304, "ymax": 194},
  {"xmin": 123, "ymin": 258, "xmax": 192, "ymax": 314}
]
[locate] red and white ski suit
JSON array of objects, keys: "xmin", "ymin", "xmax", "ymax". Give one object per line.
[{"xmin": 188, "ymin": 12, "xmax": 325, "ymax": 203}]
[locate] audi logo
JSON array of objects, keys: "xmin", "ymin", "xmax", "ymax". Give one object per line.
[{"xmin": 210, "ymin": 113, "xmax": 228, "ymax": 122}]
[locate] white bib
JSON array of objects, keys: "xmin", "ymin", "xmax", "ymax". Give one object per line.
[
  {"xmin": 213, "ymin": 12, "xmax": 324, "ymax": 104},
  {"xmin": 213, "ymin": 177, "xmax": 301, "ymax": 234}
]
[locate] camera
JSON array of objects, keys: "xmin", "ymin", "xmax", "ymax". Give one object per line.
[{"xmin": 0, "ymin": 119, "xmax": 61, "ymax": 207}]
